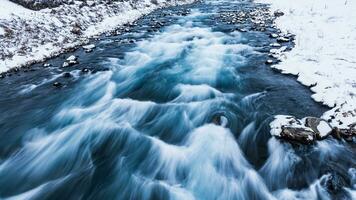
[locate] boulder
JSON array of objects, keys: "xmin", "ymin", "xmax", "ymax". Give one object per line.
[
  {"xmin": 332, "ymin": 127, "xmax": 355, "ymax": 142},
  {"xmin": 280, "ymin": 126, "xmax": 316, "ymax": 144},
  {"xmin": 63, "ymin": 72, "xmax": 72, "ymax": 78},
  {"xmin": 305, "ymin": 117, "xmax": 332, "ymax": 139}
]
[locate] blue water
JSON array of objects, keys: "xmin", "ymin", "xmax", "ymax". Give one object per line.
[{"xmin": 0, "ymin": 0, "xmax": 355, "ymax": 199}]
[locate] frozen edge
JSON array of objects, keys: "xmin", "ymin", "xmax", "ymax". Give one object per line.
[{"xmin": 257, "ymin": 0, "xmax": 356, "ymax": 130}]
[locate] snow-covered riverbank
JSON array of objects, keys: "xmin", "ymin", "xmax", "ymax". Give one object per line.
[
  {"xmin": 258, "ymin": 0, "xmax": 356, "ymax": 135},
  {"xmin": 0, "ymin": 0, "xmax": 195, "ymax": 73}
]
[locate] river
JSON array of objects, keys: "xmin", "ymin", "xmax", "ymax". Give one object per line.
[{"xmin": 0, "ymin": 0, "xmax": 355, "ymax": 199}]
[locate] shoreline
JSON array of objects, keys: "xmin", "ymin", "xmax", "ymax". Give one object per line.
[
  {"xmin": 0, "ymin": 0, "xmax": 196, "ymax": 73},
  {"xmin": 257, "ymin": 0, "xmax": 356, "ymax": 138}
]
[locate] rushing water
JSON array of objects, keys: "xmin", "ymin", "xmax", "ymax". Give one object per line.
[{"xmin": 0, "ymin": 0, "xmax": 355, "ymax": 199}]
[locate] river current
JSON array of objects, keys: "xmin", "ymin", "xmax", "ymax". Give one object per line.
[{"xmin": 0, "ymin": 0, "xmax": 355, "ymax": 199}]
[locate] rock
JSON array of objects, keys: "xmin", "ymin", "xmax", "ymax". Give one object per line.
[
  {"xmin": 277, "ymin": 37, "xmax": 290, "ymax": 43},
  {"xmin": 83, "ymin": 44, "xmax": 96, "ymax": 52},
  {"xmin": 265, "ymin": 59, "xmax": 274, "ymax": 65},
  {"xmin": 270, "ymin": 43, "xmax": 281, "ymax": 47},
  {"xmin": 81, "ymin": 68, "xmax": 90, "ymax": 73},
  {"xmin": 65, "ymin": 55, "xmax": 78, "ymax": 65},
  {"xmin": 280, "ymin": 126, "xmax": 316, "ymax": 144},
  {"xmin": 274, "ymin": 10, "xmax": 284, "ymax": 17},
  {"xmin": 43, "ymin": 63, "xmax": 51, "ymax": 67},
  {"xmin": 53, "ymin": 82, "xmax": 62, "ymax": 88},
  {"xmin": 62, "ymin": 62, "xmax": 70, "ymax": 68},
  {"xmin": 63, "ymin": 72, "xmax": 72, "ymax": 78},
  {"xmin": 305, "ymin": 117, "xmax": 332, "ymax": 139},
  {"xmin": 320, "ymin": 173, "xmax": 348, "ymax": 194},
  {"xmin": 71, "ymin": 27, "xmax": 81, "ymax": 35},
  {"xmin": 211, "ymin": 113, "xmax": 229, "ymax": 127},
  {"xmin": 270, "ymin": 33, "xmax": 278, "ymax": 38}
]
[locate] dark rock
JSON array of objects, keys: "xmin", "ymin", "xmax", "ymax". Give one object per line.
[
  {"xmin": 43, "ymin": 63, "xmax": 51, "ymax": 67},
  {"xmin": 211, "ymin": 114, "xmax": 228, "ymax": 127},
  {"xmin": 63, "ymin": 72, "xmax": 72, "ymax": 78},
  {"xmin": 71, "ymin": 27, "xmax": 82, "ymax": 35},
  {"xmin": 332, "ymin": 127, "xmax": 356, "ymax": 141},
  {"xmin": 320, "ymin": 173, "xmax": 348, "ymax": 194},
  {"xmin": 280, "ymin": 126, "xmax": 316, "ymax": 144},
  {"xmin": 81, "ymin": 68, "xmax": 90, "ymax": 73},
  {"xmin": 53, "ymin": 82, "xmax": 62, "ymax": 88},
  {"xmin": 274, "ymin": 10, "xmax": 284, "ymax": 17}
]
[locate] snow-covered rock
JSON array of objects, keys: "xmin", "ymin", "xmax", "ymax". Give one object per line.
[
  {"xmin": 270, "ymin": 115, "xmax": 354, "ymax": 144},
  {"xmin": 83, "ymin": 44, "xmax": 95, "ymax": 52},
  {"xmin": 258, "ymin": 0, "xmax": 356, "ymax": 131}
]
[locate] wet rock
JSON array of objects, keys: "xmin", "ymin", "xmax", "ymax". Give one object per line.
[
  {"xmin": 320, "ymin": 173, "xmax": 348, "ymax": 194},
  {"xmin": 43, "ymin": 63, "xmax": 51, "ymax": 67},
  {"xmin": 305, "ymin": 117, "xmax": 332, "ymax": 139},
  {"xmin": 211, "ymin": 114, "xmax": 229, "ymax": 127},
  {"xmin": 62, "ymin": 62, "xmax": 70, "ymax": 68},
  {"xmin": 280, "ymin": 127, "xmax": 316, "ymax": 144},
  {"xmin": 81, "ymin": 68, "xmax": 90, "ymax": 73},
  {"xmin": 63, "ymin": 72, "xmax": 72, "ymax": 78},
  {"xmin": 53, "ymin": 81, "xmax": 62, "ymax": 88}
]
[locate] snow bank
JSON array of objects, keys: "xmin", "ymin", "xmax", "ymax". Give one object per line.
[
  {"xmin": 258, "ymin": 0, "xmax": 356, "ymax": 129},
  {"xmin": 0, "ymin": 0, "xmax": 195, "ymax": 73}
]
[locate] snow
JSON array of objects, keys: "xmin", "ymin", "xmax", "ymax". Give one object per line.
[
  {"xmin": 258, "ymin": 0, "xmax": 356, "ymax": 130},
  {"xmin": 269, "ymin": 115, "xmax": 312, "ymax": 137},
  {"xmin": 0, "ymin": 0, "xmax": 32, "ymax": 20},
  {"xmin": 316, "ymin": 120, "xmax": 332, "ymax": 138},
  {"xmin": 0, "ymin": 0, "xmax": 195, "ymax": 73}
]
